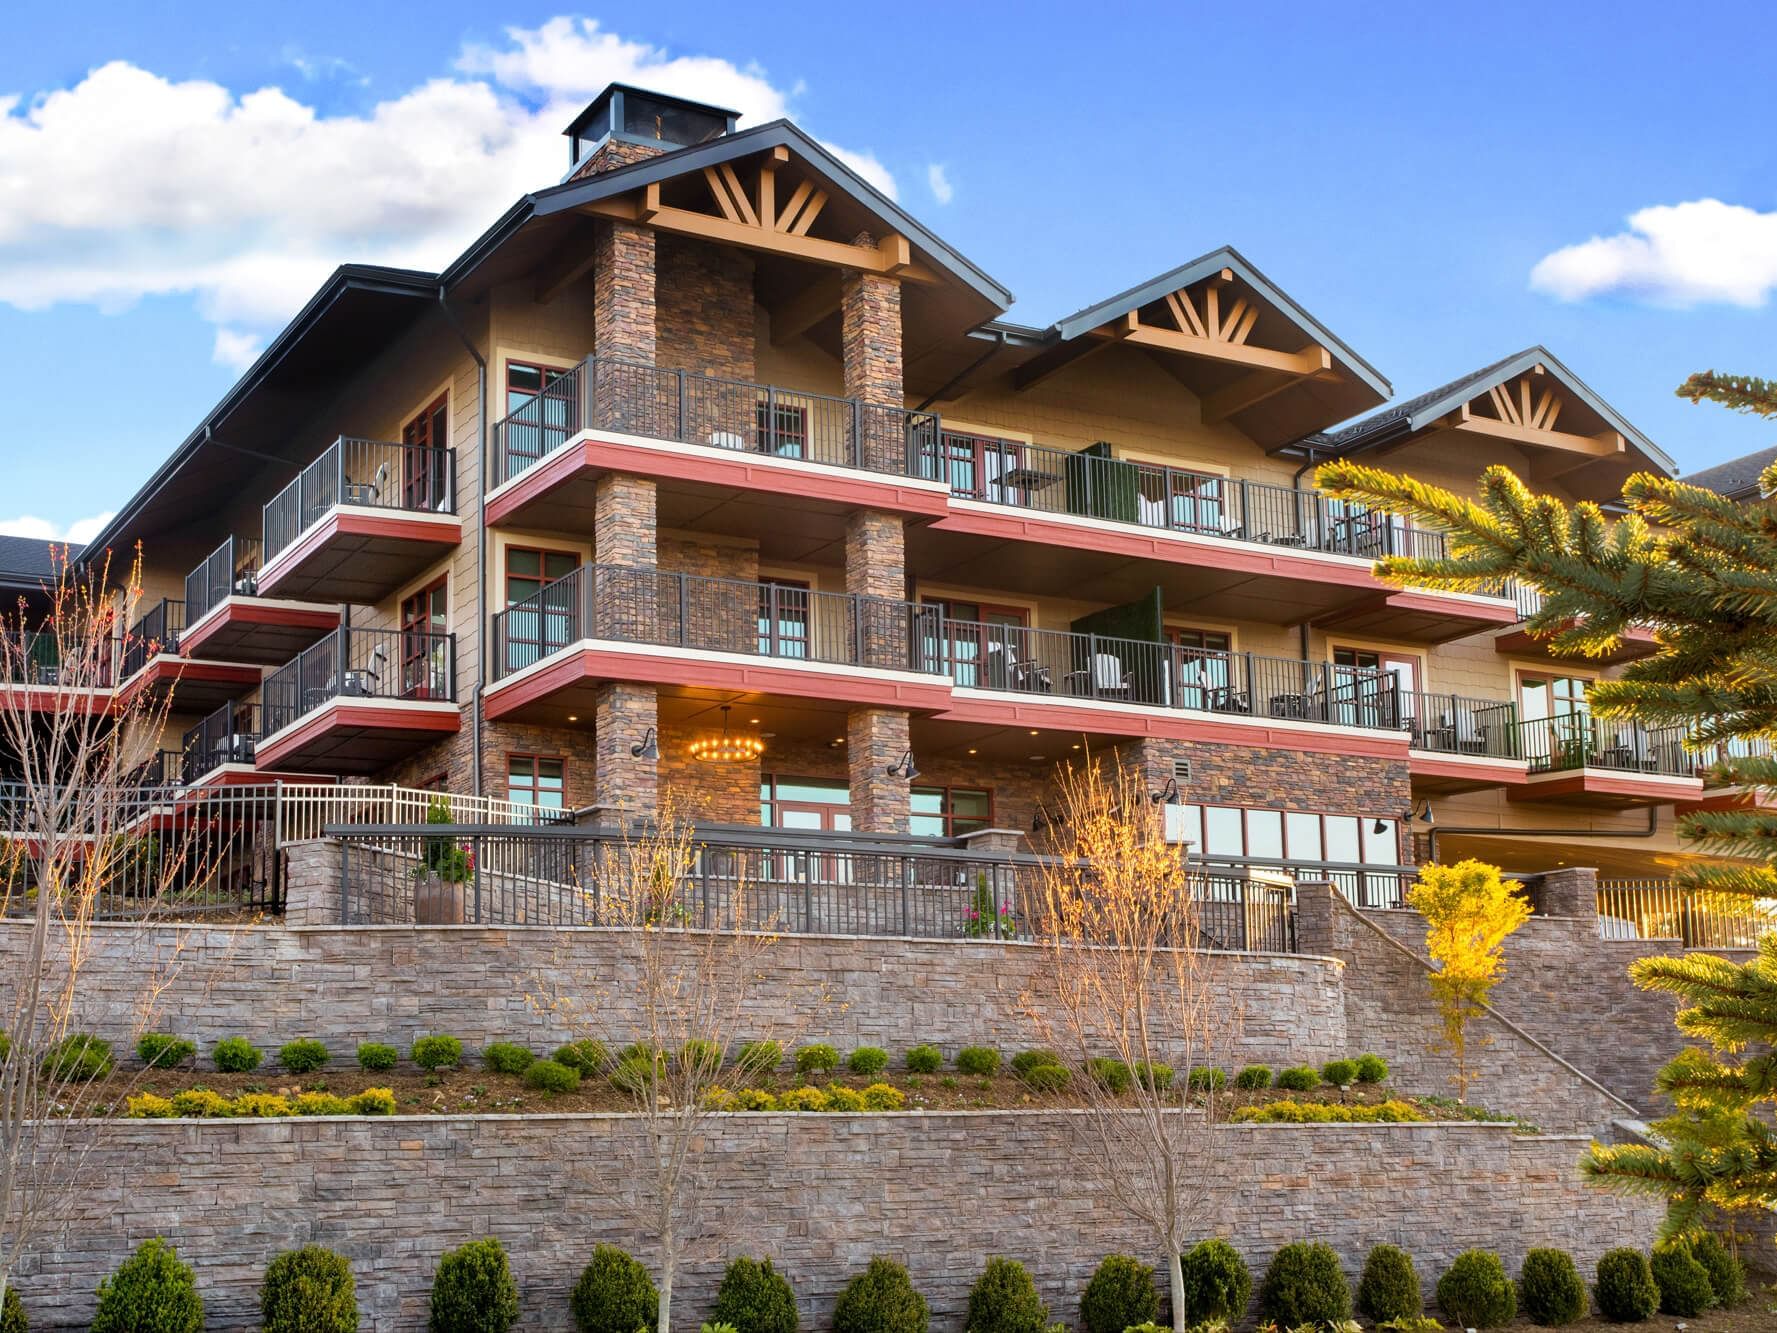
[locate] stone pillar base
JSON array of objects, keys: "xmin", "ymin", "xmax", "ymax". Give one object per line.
[
  {"xmin": 595, "ymin": 682, "xmax": 660, "ymax": 817},
  {"xmin": 847, "ymin": 707, "xmax": 911, "ymax": 834}
]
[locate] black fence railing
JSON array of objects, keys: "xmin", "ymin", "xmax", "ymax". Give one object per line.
[
  {"xmin": 263, "ymin": 436, "xmax": 455, "ymax": 562},
  {"xmin": 489, "ymin": 563, "xmax": 942, "ymax": 681},
  {"xmin": 185, "ymin": 535, "xmax": 264, "ymax": 623},
  {"xmin": 262, "ymin": 627, "xmax": 456, "ymax": 737},
  {"xmin": 0, "ymin": 630, "xmax": 116, "ymax": 688},
  {"xmin": 1518, "ymin": 714, "xmax": 1691, "ymax": 776},
  {"xmin": 181, "ymin": 702, "xmax": 260, "ymax": 783},
  {"xmin": 119, "ymin": 599, "xmax": 184, "ymax": 679},
  {"xmin": 1395, "ymin": 690, "xmax": 1519, "ymax": 757}
]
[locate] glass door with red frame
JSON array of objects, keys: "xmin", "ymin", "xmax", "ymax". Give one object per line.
[
  {"xmin": 401, "ymin": 580, "xmax": 448, "ymax": 699},
  {"xmin": 402, "ymin": 395, "xmax": 450, "ymax": 511}
]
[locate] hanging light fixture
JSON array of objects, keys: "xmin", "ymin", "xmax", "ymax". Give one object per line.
[{"xmin": 688, "ymin": 705, "xmax": 765, "ymax": 763}]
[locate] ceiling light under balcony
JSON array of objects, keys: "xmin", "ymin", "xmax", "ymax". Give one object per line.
[{"xmin": 689, "ymin": 706, "xmax": 765, "ymax": 764}]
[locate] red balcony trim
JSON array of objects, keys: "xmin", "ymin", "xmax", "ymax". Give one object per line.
[
  {"xmin": 181, "ymin": 598, "xmax": 340, "ymax": 659},
  {"xmin": 1507, "ymin": 770, "xmax": 1703, "ymax": 803},
  {"xmin": 1380, "ymin": 589, "xmax": 1520, "ymax": 626},
  {"xmin": 255, "ymin": 699, "xmax": 459, "ymax": 770},
  {"xmin": 257, "ymin": 509, "xmax": 461, "ymax": 598},
  {"xmin": 1406, "ymin": 752, "xmax": 1530, "ymax": 785},
  {"xmin": 0, "ymin": 684, "xmax": 113, "ymax": 715},
  {"xmin": 115, "ymin": 658, "xmax": 264, "ymax": 707},
  {"xmin": 1494, "ymin": 619, "xmax": 1659, "ymax": 662}
]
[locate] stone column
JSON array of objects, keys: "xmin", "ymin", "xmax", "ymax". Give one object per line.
[
  {"xmin": 1292, "ymin": 880, "xmax": 1347, "ymax": 960},
  {"xmin": 283, "ymin": 838, "xmax": 342, "ymax": 927},
  {"xmin": 593, "ymin": 220, "xmax": 660, "ymax": 434},
  {"xmin": 842, "ymin": 237, "xmax": 905, "ymax": 473},
  {"xmin": 1529, "ymin": 866, "xmax": 1599, "ymax": 919},
  {"xmin": 848, "ymin": 707, "xmax": 911, "ymax": 835},
  {"xmin": 595, "ymin": 681, "xmax": 659, "ymax": 817}
]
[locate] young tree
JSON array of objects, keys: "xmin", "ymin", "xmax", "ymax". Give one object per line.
[
  {"xmin": 1405, "ymin": 859, "xmax": 1531, "ymax": 1099},
  {"xmin": 1023, "ymin": 758, "xmax": 1233, "ymax": 1333}
]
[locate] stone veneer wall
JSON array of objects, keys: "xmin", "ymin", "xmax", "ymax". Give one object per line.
[{"xmin": 9, "ymin": 1116, "xmax": 1659, "ymax": 1331}]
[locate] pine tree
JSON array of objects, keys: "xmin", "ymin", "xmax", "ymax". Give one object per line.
[{"xmin": 1315, "ymin": 369, "xmax": 1777, "ymax": 1235}]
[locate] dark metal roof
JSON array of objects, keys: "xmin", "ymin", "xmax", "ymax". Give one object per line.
[
  {"xmin": 0, "ymin": 536, "xmax": 78, "ymax": 589},
  {"xmin": 1681, "ymin": 444, "xmax": 1777, "ymax": 498}
]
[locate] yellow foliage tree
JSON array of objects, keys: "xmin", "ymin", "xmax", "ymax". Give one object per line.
[{"xmin": 1406, "ymin": 859, "xmax": 1531, "ymax": 1099}]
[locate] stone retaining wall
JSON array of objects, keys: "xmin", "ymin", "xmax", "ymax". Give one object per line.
[{"xmin": 7, "ymin": 1114, "xmax": 1659, "ymax": 1331}]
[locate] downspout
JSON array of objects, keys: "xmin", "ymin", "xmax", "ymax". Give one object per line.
[{"xmin": 438, "ymin": 287, "xmax": 488, "ymax": 799}]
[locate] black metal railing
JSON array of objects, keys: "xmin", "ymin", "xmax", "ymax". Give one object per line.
[
  {"xmin": 1195, "ymin": 853, "xmax": 1418, "ymax": 913},
  {"xmin": 263, "ymin": 437, "xmax": 455, "ymax": 562},
  {"xmin": 185, "ymin": 536, "xmax": 264, "ymax": 623},
  {"xmin": 1597, "ymin": 879, "xmax": 1772, "ymax": 948},
  {"xmin": 0, "ymin": 630, "xmax": 116, "ymax": 688},
  {"xmin": 489, "ymin": 356, "xmax": 931, "ymax": 486},
  {"xmin": 1394, "ymin": 690, "xmax": 1519, "ymax": 757},
  {"xmin": 1518, "ymin": 714, "xmax": 1692, "ymax": 776},
  {"xmin": 489, "ymin": 563, "xmax": 942, "ymax": 681},
  {"xmin": 181, "ymin": 701, "xmax": 260, "ymax": 783},
  {"xmin": 119, "ymin": 599, "xmax": 184, "ymax": 679},
  {"xmin": 261, "ymin": 626, "xmax": 456, "ymax": 737}
]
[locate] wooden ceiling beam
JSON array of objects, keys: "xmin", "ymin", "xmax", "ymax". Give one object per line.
[
  {"xmin": 1011, "ymin": 337, "xmax": 1111, "ymax": 392},
  {"xmin": 1095, "ymin": 315, "xmax": 1333, "ymax": 376},
  {"xmin": 1437, "ymin": 403, "xmax": 1627, "ymax": 458},
  {"xmin": 1199, "ymin": 368, "xmax": 1302, "ymax": 423},
  {"xmin": 532, "ymin": 220, "xmax": 603, "ymax": 304}
]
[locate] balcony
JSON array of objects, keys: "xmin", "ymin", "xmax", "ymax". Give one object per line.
[
  {"xmin": 114, "ymin": 599, "xmax": 262, "ymax": 712},
  {"xmin": 1396, "ymin": 690, "xmax": 1526, "ymax": 792},
  {"xmin": 1596, "ymin": 879, "xmax": 1774, "ymax": 948},
  {"xmin": 485, "ymin": 564, "xmax": 953, "ymax": 726},
  {"xmin": 0, "ymin": 630, "xmax": 114, "ymax": 710},
  {"xmin": 255, "ymin": 627, "xmax": 459, "ymax": 775},
  {"xmin": 258, "ymin": 437, "xmax": 460, "ymax": 603},
  {"xmin": 1494, "ymin": 583, "xmax": 1659, "ymax": 664},
  {"xmin": 483, "ymin": 357, "xmax": 949, "ymax": 551},
  {"xmin": 180, "ymin": 702, "xmax": 262, "ymax": 786},
  {"xmin": 1511, "ymin": 714, "xmax": 1702, "ymax": 806},
  {"xmin": 181, "ymin": 536, "xmax": 339, "ymax": 666}
]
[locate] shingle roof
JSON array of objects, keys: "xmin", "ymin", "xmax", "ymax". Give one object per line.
[
  {"xmin": 1325, "ymin": 349, "xmax": 1531, "ymax": 446},
  {"xmin": 0, "ymin": 536, "xmax": 78, "ymax": 588},
  {"xmin": 1680, "ymin": 445, "xmax": 1777, "ymax": 499}
]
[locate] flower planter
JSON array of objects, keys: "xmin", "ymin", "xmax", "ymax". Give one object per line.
[{"xmin": 414, "ymin": 874, "xmax": 467, "ymax": 925}]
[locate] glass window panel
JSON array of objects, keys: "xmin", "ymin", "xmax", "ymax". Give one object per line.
[
  {"xmin": 773, "ymin": 778, "xmax": 849, "ymax": 805},
  {"xmin": 1285, "ymin": 812, "xmax": 1322, "ymax": 861},
  {"xmin": 909, "ymin": 788, "xmax": 944, "ymax": 816},
  {"xmin": 507, "ymin": 549, "xmax": 540, "ymax": 579},
  {"xmin": 950, "ymin": 790, "xmax": 991, "ymax": 819},
  {"xmin": 1203, "ymin": 805, "xmax": 1244, "ymax": 856},
  {"xmin": 1363, "ymin": 819, "xmax": 1398, "ymax": 865},
  {"xmin": 908, "ymin": 813, "xmax": 946, "ymax": 838},
  {"xmin": 1324, "ymin": 815, "xmax": 1360, "ymax": 863},
  {"xmin": 1173, "ymin": 803, "xmax": 1203, "ymax": 849},
  {"xmin": 1246, "ymin": 809, "xmax": 1284, "ymax": 859}
]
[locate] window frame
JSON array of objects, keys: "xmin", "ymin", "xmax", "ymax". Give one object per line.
[
  {"xmin": 909, "ymin": 783, "xmax": 996, "ymax": 839},
  {"xmin": 506, "ymin": 752, "xmax": 566, "ymax": 811}
]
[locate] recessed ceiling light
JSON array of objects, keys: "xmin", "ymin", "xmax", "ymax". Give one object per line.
[
  {"xmin": 1029, "ymin": 754, "xmax": 1045, "ymax": 761},
  {"xmin": 749, "ymin": 718, "xmax": 761, "ymax": 724},
  {"xmin": 1028, "ymin": 729, "xmax": 1040, "ymax": 736},
  {"xmin": 1071, "ymin": 744, "xmax": 1080, "ymax": 750},
  {"xmin": 967, "ymin": 748, "xmax": 978, "ymax": 755},
  {"xmin": 567, "ymin": 715, "xmax": 578, "ymax": 722}
]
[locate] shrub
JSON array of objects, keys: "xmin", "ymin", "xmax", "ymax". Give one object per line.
[
  {"xmin": 1354, "ymin": 1052, "xmax": 1390, "ymax": 1083},
  {"xmin": 1, "ymin": 1284, "xmax": 21, "ymax": 1333},
  {"xmin": 523, "ymin": 1059, "xmax": 580, "ymax": 1094},
  {"xmin": 0, "ymin": 1032, "xmax": 8, "ymax": 1063},
  {"xmin": 570, "ymin": 1244, "xmax": 657, "ymax": 1333},
  {"xmin": 964, "ymin": 1257, "xmax": 1047, "ymax": 1333},
  {"xmin": 726, "ymin": 1088, "xmax": 781, "ymax": 1111},
  {"xmin": 126, "ymin": 1092, "xmax": 177, "ymax": 1119},
  {"xmin": 1519, "ymin": 1248, "xmax": 1585, "ymax": 1326},
  {"xmin": 429, "ymin": 1237, "xmax": 519, "ymax": 1333},
  {"xmin": 848, "ymin": 1046, "xmax": 889, "ymax": 1076},
  {"xmin": 347, "ymin": 1087, "xmax": 396, "ymax": 1115},
  {"xmin": 904, "ymin": 1044, "xmax": 942, "ymax": 1074},
  {"xmin": 278, "ymin": 1039, "xmax": 330, "ymax": 1074},
  {"xmin": 1649, "ymin": 1242, "xmax": 1713, "ymax": 1317},
  {"xmin": 1356, "ymin": 1244, "xmax": 1421, "ymax": 1322},
  {"xmin": 1233, "ymin": 1064, "xmax": 1272, "ymax": 1090},
  {"xmin": 610, "ymin": 1054, "xmax": 662, "ymax": 1096},
  {"xmin": 712, "ymin": 1256, "xmax": 798, "ymax": 1333},
  {"xmin": 554, "ymin": 1039, "xmax": 609, "ymax": 1076},
  {"xmin": 170, "ymin": 1088, "xmax": 234, "ymax": 1118},
  {"xmin": 824, "ymin": 1084, "xmax": 864, "ymax": 1112},
  {"xmin": 1594, "ymin": 1248, "xmax": 1657, "ymax": 1322},
  {"xmin": 1320, "ymin": 1057, "xmax": 1359, "ymax": 1087},
  {"xmin": 795, "ymin": 1043, "xmax": 840, "ymax": 1075},
  {"xmin": 734, "ymin": 1040, "xmax": 782, "ymax": 1076},
  {"xmin": 1232, "ymin": 1098, "xmax": 1422, "ymax": 1124},
  {"xmin": 213, "ymin": 1035, "xmax": 262, "ymax": 1073},
  {"xmin": 679, "ymin": 1039, "xmax": 723, "ymax": 1076},
  {"xmin": 357, "ymin": 1042, "xmax": 398, "ymax": 1072},
  {"xmin": 1259, "ymin": 1242, "xmax": 1350, "ymax": 1326},
  {"xmin": 618, "ymin": 1041, "xmax": 665, "ymax": 1065},
  {"xmin": 42, "ymin": 1032, "xmax": 112, "ymax": 1081},
  {"xmin": 1436, "ymin": 1250, "xmax": 1516, "ymax": 1329},
  {"xmin": 1184, "ymin": 1066, "xmax": 1223, "ymax": 1092},
  {"xmin": 860, "ymin": 1083, "xmax": 905, "ymax": 1111},
  {"xmin": 92, "ymin": 1238, "xmax": 203, "ymax": 1333},
  {"xmin": 1274, "ymin": 1065, "xmax": 1318, "ymax": 1092},
  {"xmin": 1180, "ymin": 1238, "xmax": 1250, "ymax": 1323},
  {"xmin": 293, "ymin": 1091, "xmax": 353, "ymax": 1116},
  {"xmin": 483, "ymin": 1043, "xmax": 535, "ymax": 1075},
  {"xmin": 832, "ymin": 1256, "xmax": 927, "ymax": 1333},
  {"xmin": 137, "ymin": 1032, "xmax": 195, "ymax": 1069},
  {"xmin": 412, "ymin": 1035, "xmax": 462, "ymax": 1071},
  {"xmin": 1020, "ymin": 1063, "xmax": 1069, "ymax": 1093},
  {"xmin": 233, "ymin": 1092, "xmax": 294, "ymax": 1118},
  {"xmin": 956, "ymin": 1046, "xmax": 1001, "ymax": 1077},
  {"xmin": 1689, "ymin": 1231, "xmax": 1744, "ymax": 1306},
  {"xmin": 779, "ymin": 1086, "xmax": 830, "ymax": 1112},
  {"xmin": 1010, "ymin": 1049, "xmax": 1061, "ymax": 1078},
  {"xmin": 1079, "ymin": 1255, "xmax": 1157, "ymax": 1333},
  {"xmin": 1087, "ymin": 1058, "xmax": 1131, "ymax": 1094},
  {"xmin": 261, "ymin": 1245, "xmax": 356, "ymax": 1333}
]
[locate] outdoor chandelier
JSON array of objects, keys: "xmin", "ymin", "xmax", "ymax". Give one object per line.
[{"xmin": 688, "ymin": 706, "xmax": 764, "ymax": 763}]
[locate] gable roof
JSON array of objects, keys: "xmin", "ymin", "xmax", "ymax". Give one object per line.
[
  {"xmin": 1681, "ymin": 444, "xmax": 1777, "ymax": 499},
  {"xmin": 0, "ymin": 536, "xmax": 78, "ymax": 590}
]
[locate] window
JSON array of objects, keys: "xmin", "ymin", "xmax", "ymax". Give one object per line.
[
  {"xmin": 503, "ymin": 547, "xmax": 580, "ymax": 672},
  {"xmin": 1135, "ymin": 465, "xmax": 1225, "ymax": 533},
  {"xmin": 508, "ymin": 754, "xmax": 564, "ymax": 810},
  {"xmin": 400, "ymin": 577, "xmax": 448, "ymax": 699},
  {"xmin": 1169, "ymin": 627, "xmax": 1232, "ymax": 709},
  {"xmin": 1520, "ymin": 672, "xmax": 1593, "ymax": 766},
  {"xmin": 757, "ymin": 580, "xmax": 811, "ymax": 658},
  {"xmin": 921, "ymin": 598, "xmax": 1029, "ymax": 687},
  {"xmin": 755, "ymin": 401, "xmax": 809, "ymax": 458},
  {"xmin": 1332, "ymin": 646, "xmax": 1415, "ymax": 728},
  {"xmin": 1167, "ymin": 801, "xmax": 1403, "ymax": 907},
  {"xmin": 503, "ymin": 362, "xmax": 575, "ymax": 475},
  {"xmin": 760, "ymin": 775, "xmax": 851, "ymax": 831},
  {"xmin": 910, "ymin": 785, "xmax": 994, "ymax": 839},
  {"xmin": 937, "ymin": 430, "xmax": 1023, "ymax": 503},
  {"xmin": 401, "ymin": 394, "xmax": 451, "ymax": 511}
]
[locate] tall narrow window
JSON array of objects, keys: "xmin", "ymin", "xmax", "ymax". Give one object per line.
[
  {"xmin": 504, "ymin": 362, "xmax": 574, "ymax": 475},
  {"xmin": 503, "ymin": 547, "xmax": 579, "ymax": 672},
  {"xmin": 508, "ymin": 754, "xmax": 565, "ymax": 810},
  {"xmin": 400, "ymin": 577, "xmax": 448, "ymax": 699},
  {"xmin": 401, "ymin": 394, "xmax": 450, "ymax": 511}
]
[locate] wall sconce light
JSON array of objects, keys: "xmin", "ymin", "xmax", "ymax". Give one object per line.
[
  {"xmin": 1149, "ymin": 777, "xmax": 1180, "ymax": 805},
  {"xmin": 1415, "ymin": 802, "xmax": 1436, "ymax": 825},
  {"xmin": 630, "ymin": 727, "xmax": 659, "ymax": 762},
  {"xmin": 886, "ymin": 750, "xmax": 920, "ymax": 781},
  {"xmin": 1372, "ymin": 818, "xmax": 1389, "ymax": 835}
]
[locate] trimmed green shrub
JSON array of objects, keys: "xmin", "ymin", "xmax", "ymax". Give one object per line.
[
  {"xmin": 1130, "ymin": 1061, "xmax": 1172, "ymax": 1092},
  {"xmin": 1078, "ymin": 1254, "xmax": 1157, "ymax": 1333},
  {"xmin": 963, "ymin": 1257, "xmax": 1047, "ymax": 1333},
  {"xmin": 711, "ymin": 1256, "xmax": 798, "ymax": 1333},
  {"xmin": 1180, "ymin": 1238, "xmax": 1250, "ymax": 1323},
  {"xmin": 1020, "ymin": 1063, "xmax": 1069, "ymax": 1093},
  {"xmin": 1594, "ymin": 1248, "xmax": 1657, "ymax": 1322},
  {"xmin": 1259, "ymin": 1242, "xmax": 1350, "ymax": 1327},
  {"xmin": 136, "ymin": 1033, "xmax": 195, "ymax": 1069},
  {"xmin": 610, "ymin": 1054, "xmax": 663, "ymax": 1095},
  {"xmin": 1354, "ymin": 1052, "xmax": 1390, "ymax": 1083},
  {"xmin": 357, "ymin": 1042, "xmax": 398, "ymax": 1072},
  {"xmin": 1010, "ymin": 1049, "xmax": 1061, "ymax": 1078},
  {"xmin": 1320, "ymin": 1057, "xmax": 1359, "ymax": 1087},
  {"xmin": 261, "ymin": 1245, "xmax": 357, "ymax": 1333},
  {"xmin": 1, "ymin": 1283, "xmax": 22, "ymax": 1333},
  {"xmin": 482, "ymin": 1042, "xmax": 535, "ymax": 1075},
  {"xmin": 1689, "ymin": 1231, "xmax": 1744, "ymax": 1307},
  {"xmin": 1519, "ymin": 1248, "xmax": 1586, "ymax": 1326},
  {"xmin": 523, "ymin": 1059, "xmax": 580, "ymax": 1094},
  {"xmin": 1356, "ymin": 1244, "xmax": 1421, "ymax": 1323},
  {"xmin": 904, "ymin": 1044, "xmax": 942, "ymax": 1074},
  {"xmin": 42, "ymin": 1032, "xmax": 112, "ymax": 1081},
  {"xmin": 213, "ymin": 1035, "xmax": 261, "ymax": 1073},
  {"xmin": 1184, "ymin": 1066, "xmax": 1223, "ymax": 1092},
  {"xmin": 824, "ymin": 1084, "xmax": 863, "ymax": 1111},
  {"xmin": 679, "ymin": 1039, "xmax": 723, "ymax": 1076},
  {"xmin": 1649, "ymin": 1242, "xmax": 1714, "ymax": 1317},
  {"xmin": 92, "ymin": 1237, "xmax": 203, "ymax": 1333},
  {"xmin": 956, "ymin": 1046, "xmax": 1001, "ymax": 1077},
  {"xmin": 1274, "ymin": 1065, "xmax": 1318, "ymax": 1092},
  {"xmin": 1436, "ymin": 1250, "xmax": 1516, "ymax": 1329},
  {"xmin": 860, "ymin": 1082, "xmax": 905, "ymax": 1110},
  {"xmin": 429, "ymin": 1237, "xmax": 519, "ymax": 1333},
  {"xmin": 795, "ymin": 1043, "xmax": 840, "ymax": 1075},
  {"xmin": 571, "ymin": 1244, "xmax": 657, "ymax": 1333},
  {"xmin": 848, "ymin": 1046, "xmax": 889, "ymax": 1076},
  {"xmin": 1233, "ymin": 1064, "xmax": 1272, "ymax": 1090},
  {"xmin": 553, "ymin": 1039, "xmax": 609, "ymax": 1076},
  {"xmin": 832, "ymin": 1257, "xmax": 927, "ymax": 1333},
  {"xmin": 346, "ymin": 1087, "xmax": 396, "ymax": 1115},
  {"xmin": 734, "ymin": 1040, "xmax": 782, "ymax": 1076},
  {"xmin": 412, "ymin": 1035, "xmax": 463, "ymax": 1071},
  {"xmin": 778, "ymin": 1086, "xmax": 829, "ymax": 1112},
  {"xmin": 292, "ymin": 1091, "xmax": 352, "ymax": 1116},
  {"xmin": 1087, "ymin": 1058, "xmax": 1131, "ymax": 1094},
  {"xmin": 278, "ymin": 1039, "xmax": 330, "ymax": 1074}
]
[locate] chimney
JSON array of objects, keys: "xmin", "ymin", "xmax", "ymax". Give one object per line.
[{"xmin": 564, "ymin": 84, "xmax": 740, "ymax": 180}]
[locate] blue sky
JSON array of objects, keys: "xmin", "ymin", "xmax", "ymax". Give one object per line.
[{"xmin": 4, "ymin": 1, "xmax": 1776, "ymax": 538}]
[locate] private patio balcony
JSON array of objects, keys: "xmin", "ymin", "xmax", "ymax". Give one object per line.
[
  {"xmin": 181, "ymin": 536, "xmax": 340, "ymax": 665},
  {"xmin": 1512, "ymin": 713, "xmax": 1702, "ymax": 806},
  {"xmin": 113, "ymin": 598, "xmax": 262, "ymax": 713}
]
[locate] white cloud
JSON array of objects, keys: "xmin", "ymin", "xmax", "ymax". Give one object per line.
[
  {"xmin": 1531, "ymin": 199, "xmax": 1777, "ymax": 308},
  {"xmin": 0, "ymin": 512, "xmax": 115, "ymax": 544},
  {"xmin": 926, "ymin": 163, "xmax": 953, "ymax": 205},
  {"xmin": 0, "ymin": 17, "xmax": 897, "ymax": 341},
  {"xmin": 211, "ymin": 327, "xmax": 264, "ymax": 372}
]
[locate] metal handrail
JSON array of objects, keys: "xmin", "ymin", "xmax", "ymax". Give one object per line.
[
  {"xmin": 264, "ymin": 436, "xmax": 455, "ymax": 562},
  {"xmin": 1393, "ymin": 689, "xmax": 1519, "ymax": 757},
  {"xmin": 261, "ymin": 625, "xmax": 456, "ymax": 737},
  {"xmin": 1517, "ymin": 713, "xmax": 1692, "ymax": 776},
  {"xmin": 119, "ymin": 599, "xmax": 184, "ymax": 679},
  {"xmin": 185, "ymin": 536, "xmax": 264, "ymax": 623},
  {"xmin": 1596, "ymin": 879, "xmax": 1773, "ymax": 948}
]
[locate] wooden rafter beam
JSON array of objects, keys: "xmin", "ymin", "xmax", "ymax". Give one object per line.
[
  {"xmin": 1199, "ymin": 368, "xmax": 1299, "ymax": 423},
  {"xmin": 1093, "ymin": 313, "xmax": 1333, "ymax": 376},
  {"xmin": 1438, "ymin": 403, "xmax": 1627, "ymax": 458},
  {"xmin": 1012, "ymin": 337, "xmax": 1111, "ymax": 392}
]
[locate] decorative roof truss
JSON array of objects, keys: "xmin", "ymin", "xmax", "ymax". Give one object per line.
[{"xmin": 1433, "ymin": 365, "xmax": 1626, "ymax": 478}]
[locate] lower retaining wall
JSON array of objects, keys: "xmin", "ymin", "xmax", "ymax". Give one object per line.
[{"xmin": 10, "ymin": 1114, "xmax": 1659, "ymax": 1331}]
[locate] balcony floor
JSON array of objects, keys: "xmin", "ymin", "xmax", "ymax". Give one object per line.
[
  {"xmin": 1408, "ymin": 749, "xmax": 1530, "ymax": 794},
  {"xmin": 1508, "ymin": 767, "xmax": 1704, "ymax": 808},
  {"xmin": 1495, "ymin": 620, "xmax": 1660, "ymax": 664},
  {"xmin": 180, "ymin": 596, "xmax": 341, "ymax": 666},
  {"xmin": 116, "ymin": 656, "xmax": 264, "ymax": 714},
  {"xmin": 257, "ymin": 507, "xmax": 461, "ymax": 603},
  {"xmin": 254, "ymin": 697, "xmax": 460, "ymax": 775}
]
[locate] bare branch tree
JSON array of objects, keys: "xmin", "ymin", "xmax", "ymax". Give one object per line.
[{"xmin": 1023, "ymin": 758, "xmax": 1236, "ymax": 1333}]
